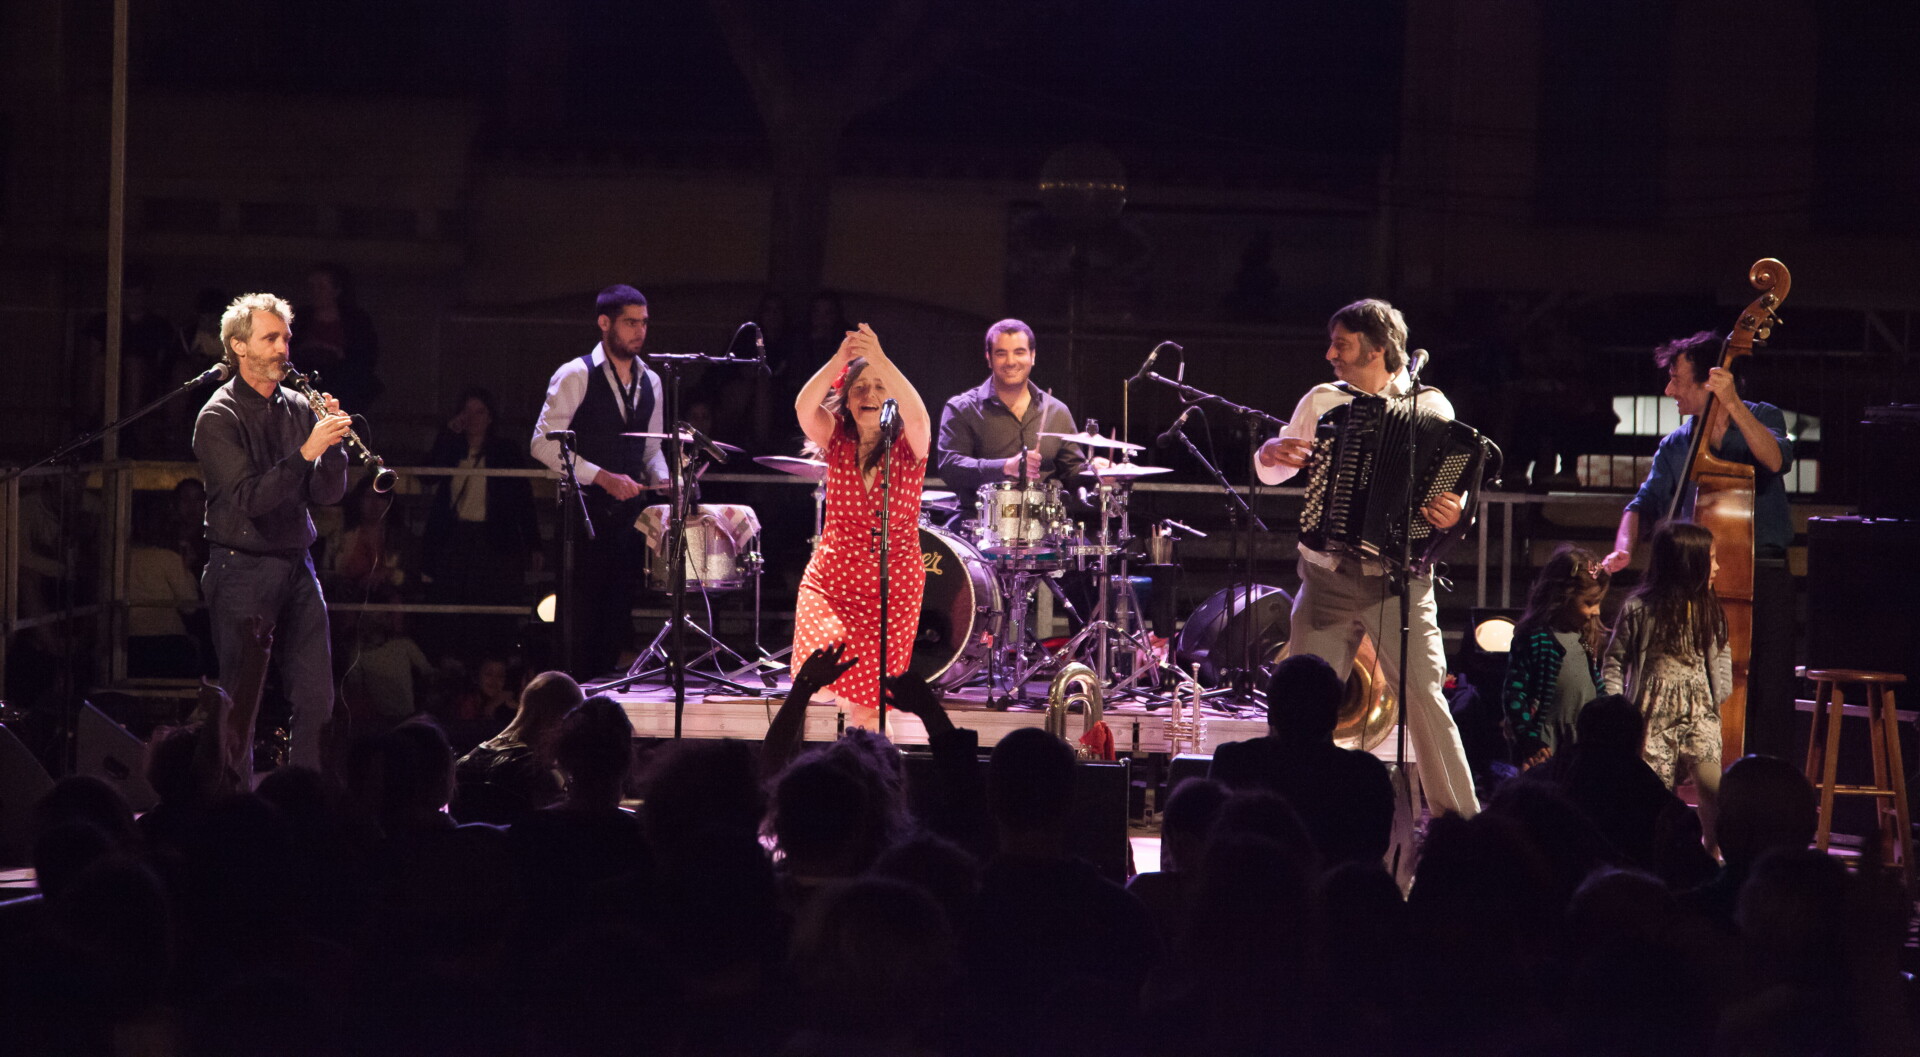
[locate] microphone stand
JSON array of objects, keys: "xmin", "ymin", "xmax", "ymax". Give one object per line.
[
  {"xmin": 585, "ymin": 339, "xmax": 766, "ymax": 738},
  {"xmin": 876, "ymin": 423, "xmax": 897, "ymax": 736},
  {"xmin": 1392, "ymin": 354, "xmax": 1428, "ymax": 852},
  {"xmin": 1137, "ymin": 370, "xmax": 1283, "ymax": 709},
  {"xmin": 553, "ymin": 433, "xmax": 594, "ymax": 677},
  {"xmin": 3, "ymin": 365, "xmax": 230, "ymax": 774}
]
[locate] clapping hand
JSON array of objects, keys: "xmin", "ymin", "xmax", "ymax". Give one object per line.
[{"xmin": 794, "ymin": 643, "xmax": 858, "ymax": 693}]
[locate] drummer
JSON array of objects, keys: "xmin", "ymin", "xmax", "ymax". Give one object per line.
[{"xmin": 935, "ymin": 318, "xmax": 1090, "ymax": 518}]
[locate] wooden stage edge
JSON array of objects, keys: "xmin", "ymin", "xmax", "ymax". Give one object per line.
[{"xmin": 611, "ymin": 683, "xmax": 1420, "ymax": 764}]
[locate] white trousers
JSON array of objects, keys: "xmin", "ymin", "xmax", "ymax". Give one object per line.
[{"xmin": 1286, "ymin": 555, "xmax": 1479, "ymax": 819}]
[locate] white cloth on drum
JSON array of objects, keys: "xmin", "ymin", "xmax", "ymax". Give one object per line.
[{"xmin": 633, "ymin": 503, "xmax": 761, "ymax": 554}]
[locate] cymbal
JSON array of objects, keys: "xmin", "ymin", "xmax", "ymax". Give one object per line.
[
  {"xmin": 922, "ymin": 489, "xmax": 958, "ymax": 510},
  {"xmin": 1040, "ymin": 431, "xmax": 1145, "ymax": 454},
  {"xmin": 621, "ymin": 431, "xmax": 745, "ymax": 455},
  {"xmin": 1079, "ymin": 463, "xmax": 1171, "ymax": 479},
  {"xmin": 754, "ymin": 454, "xmax": 828, "ymax": 481}
]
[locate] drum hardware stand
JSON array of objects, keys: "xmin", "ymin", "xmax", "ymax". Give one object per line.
[
  {"xmin": 1137, "ymin": 369, "xmax": 1287, "ymax": 712},
  {"xmin": 1008, "ymin": 473, "xmax": 1180, "ymax": 706},
  {"xmin": 585, "ymin": 326, "xmax": 768, "ymax": 730}
]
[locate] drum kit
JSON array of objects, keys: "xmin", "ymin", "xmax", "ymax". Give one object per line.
[{"xmin": 743, "ymin": 430, "xmax": 1186, "ymax": 706}]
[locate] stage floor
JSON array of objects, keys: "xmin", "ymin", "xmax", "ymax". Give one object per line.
[{"xmin": 605, "ymin": 674, "xmax": 1419, "ymax": 764}]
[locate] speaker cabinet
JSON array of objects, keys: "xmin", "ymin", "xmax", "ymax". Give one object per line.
[{"xmin": 76, "ymin": 702, "xmax": 159, "ymax": 813}]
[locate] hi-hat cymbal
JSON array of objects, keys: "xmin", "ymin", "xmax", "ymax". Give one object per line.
[
  {"xmin": 754, "ymin": 454, "xmax": 828, "ymax": 481},
  {"xmin": 1079, "ymin": 463, "xmax": 1171, "ymax": 479},
  {"xmin": 1040, "ymin": 431, "xmax": 1145, "ymax": 454},
  {"xmin": 621, "ymin": 431, "xmax": 745, "ymax": 455}
]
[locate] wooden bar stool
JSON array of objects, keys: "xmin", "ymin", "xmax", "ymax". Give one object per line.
[{"xmin": 1798, "ymin": 666, "xmax": 1911, "ymax": 883}]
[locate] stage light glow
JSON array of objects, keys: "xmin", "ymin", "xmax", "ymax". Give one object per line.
[
  {"xmin": 536, "ymin": 593, "xmax": 558, "ymax": 623},
  {"xmin": 1473, "ymin": 615, "xmax": 1516, "ymax": 654}
]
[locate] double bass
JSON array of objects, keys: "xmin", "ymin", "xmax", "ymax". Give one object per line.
[{"xmin": 1665, "ymin": 257, "xmax": 1790, "ymax": 762}]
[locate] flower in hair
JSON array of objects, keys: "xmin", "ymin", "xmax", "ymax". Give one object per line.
[{"xmin": 830, "ymin": 363, "xmax": 853, "ymax": 390}]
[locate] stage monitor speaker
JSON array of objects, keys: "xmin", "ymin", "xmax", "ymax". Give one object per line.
[
  {"xmin": 1805, "ymin": 518, "xmax": 1920, "ymax": 688},
  {"xmin": 76, "ymin": 702, "xmax": 159, "ymax": 814},
  {"xmin": 1166, "ymin": 752, "xmax": 1214, "ymax": 798},
  {"xmin": 0, "ymin": 724, "xmax": 55, "ymax": 867},
  {"xmin": 901, "ymin": 753, "xmax": 1133, "ymax": 885}
]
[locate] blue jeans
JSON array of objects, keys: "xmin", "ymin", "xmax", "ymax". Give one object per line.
[{"xmin": 201, "ymin": 547, "xmax": 335, "ymax": 771}]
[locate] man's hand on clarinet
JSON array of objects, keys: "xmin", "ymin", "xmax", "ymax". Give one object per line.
[
  {"xmin": 593, "ymin": 469, "xmax": 644, "ymax": 501},
  {"xmin": 1003, "ymin": 448, "xmax": 1044, "ymax": 478},
  {"xmin": 1423, "ymin": 491, "xmax": 1465, "ymax": 530},
  {"xmin": 300, "ymin": 393, "xmax": 351, "ymax": 461},
  {"xmin": 1258, "ymin": 436, "xmax": 1312, "ymax": 470}
]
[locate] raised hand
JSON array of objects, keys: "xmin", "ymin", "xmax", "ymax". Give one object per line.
[
  {"xmin": 794, "ymin": 642, "xmax": 858, "ymax": 691},
  {"xmin": 881, "ymin": 672, "xmax": 941, "ymax": 720}
]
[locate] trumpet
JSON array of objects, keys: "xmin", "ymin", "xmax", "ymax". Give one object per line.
[{"xmin": 284, "ymin": 363, "xmax": 398, "ymax": 493}]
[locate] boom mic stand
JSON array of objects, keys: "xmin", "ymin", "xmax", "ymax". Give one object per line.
[
  {"xmin": 1136, "ymin": 368, "xmax": 1284, "ymax": 711},
  {"xmin": 3, "ymin": 362, "xmax": 233, "ymax": 773},
  {"xmin": 550, "ymin": 431, "xmax": 595, "ymax": 676},
  {"xmin": 586, "ymin": 327, "xmax": 767, "ymax": 739}
]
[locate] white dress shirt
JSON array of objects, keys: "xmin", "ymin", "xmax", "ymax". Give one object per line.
[
  {"xmin": 529, "ymin": 342, "xmax": 671, "ymax": 487},
  {"xmin": 1258, "ymin": 369, "xmax": 1456, "ymax": 573}
]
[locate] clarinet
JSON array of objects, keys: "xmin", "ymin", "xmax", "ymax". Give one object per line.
[{"xmin": 284, "ymin": 364, "xmax": 398, "ymax": 493}]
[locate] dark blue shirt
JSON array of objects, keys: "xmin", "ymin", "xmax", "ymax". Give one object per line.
[{"xmin": 1625, "ymin": 400, "xmax": 1794, "ymax": 558}]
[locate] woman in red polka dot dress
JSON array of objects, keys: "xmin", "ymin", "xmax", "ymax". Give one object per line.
[{"xmin": 792, "ymin": 324, "xmax": 933, "ymax": 728}]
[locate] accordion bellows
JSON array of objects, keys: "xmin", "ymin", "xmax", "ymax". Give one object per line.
[{"xmin": 1299, "ymin": 390, "xmax": 1493, "ymax": 575}]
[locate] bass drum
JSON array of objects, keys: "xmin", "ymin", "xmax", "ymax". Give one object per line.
[
  {"xmin": 1176, "ymin": 585, "xmax": 1395, "ymax": 752},
  {"xmin": 910, "ymin": 525, "xmax": 1001, "ymax": 690}
]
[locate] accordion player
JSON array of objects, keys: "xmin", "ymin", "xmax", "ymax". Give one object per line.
[{"xmin": 1298, "ymin": 388, "xmax": 1497, "ymax": 575}]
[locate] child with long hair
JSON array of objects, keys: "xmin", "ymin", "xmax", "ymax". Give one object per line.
[
  {"xmin": 1503, "ymin": 544, "xmax": 1611, "ymax": 768},
  {"xmin": 1601, "ymin": 521, "xmax": 1732, "ymax": 833}
]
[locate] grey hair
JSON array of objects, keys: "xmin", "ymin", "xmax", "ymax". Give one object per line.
[
  {"xmin": 983, "ymin": 318, "xmax": 1035, "ymax": 357},
  {"xmin": 219, "ymin": 292, "xmax": 294, "ymax": 364},
  {"xmin": 1328, "ymin": 298, "xmax": 1408, "ymax": 373}
]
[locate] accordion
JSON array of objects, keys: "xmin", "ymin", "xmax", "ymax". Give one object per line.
[{"xmin": 1298, "ymin": 390, "xmax": 1494, "ymax": 575}]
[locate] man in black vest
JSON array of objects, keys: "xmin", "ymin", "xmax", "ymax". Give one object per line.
[{"xmin": 532, "ymin": 284, "xmax": 670, "ymax": 677}]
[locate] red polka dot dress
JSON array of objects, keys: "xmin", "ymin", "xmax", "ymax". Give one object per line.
[{"xmin": 792, "ymin": 428, "xmax": 927, "ymax": 728}]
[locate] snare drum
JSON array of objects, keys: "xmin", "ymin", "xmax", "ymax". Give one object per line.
[
  {"xmin": 638, "ymin": 505, "xmax": 748, "ymax": 592},
  {"xmin": 911, "ymin": 524, "xmax": 1000, "ymax": 689},
  {"xmin": 974, "ymin": 480, "xmax": 1072, "ymax": 565}
]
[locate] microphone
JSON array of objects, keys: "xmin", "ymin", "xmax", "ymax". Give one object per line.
[
  {"xmin": 878, "ymin": 398, "xmax": 901, "ymax": 444},
  {"xmin": 543, "ymin": 430, "xmax": 576, "ymax": 443},
  {"xmin": 681, "ymin": 426, "xmax": 731, "ymax": 465},
  {"xmin": 1130, "ymin": 341, "xmax": 1182, "ymax": 384},
  {"xmin": 184, "ymin": 362, "xmax": 230, "ymax": 387},
  {"xmin": 751, "ymin": 321, "xmax": 769, "ymax": 374},
  {"xmin": 1156, "ymin": 405, "xmax": 1200, "ymax": 449},
  {"xmin": 1407, "ymin": 348, "xmax": 1430, "ymax": 377}
]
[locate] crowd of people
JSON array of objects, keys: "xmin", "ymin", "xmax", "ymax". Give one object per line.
[{"xmin": 4, "ymin": 651, "xmax": 1913, "ymax": 1055}]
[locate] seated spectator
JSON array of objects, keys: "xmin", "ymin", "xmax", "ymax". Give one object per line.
[
  {"xmin": 338, "ymin": 589, "xmax": 433, "ymax": 730},
  {"xmin": 321, "ymin": 476, "xmax": 410, "ymax": 599},
  {"xmin": 125, "ymin": 503, "xmax": 203, "ymax": 678},
  {"xmin": 785, "ymin": 878, "xmax": 962, "ymax": 1054},
  {"xmin": 768, "ymin": 730, "xmax": 910, "ymax": 915},
  {"xmin": 423, "ymin": 386, "xmax": 538, "ymax": 613},
  {"xmin": 1522, "ymin": 693, "xmax": 1716, "ymax": 888},
  {"xmin": 1678, "ymin": 753, "xmax": 1816, "ymax": 931},
  {"xmin": 1126, "ymin": 776, "xmax": 1229, "ymax": 947},
  {"xmin": 1211, "ymin": 653, "xmax": 1396, "ymax": 867},
  {"xmin": 451, "ymin": 670, "xmax": 581, "ymax": 826},
  {"xmin": 292, "ymin": 261, "xmax": 381, "ymax": 413},
  {"xmin": 509, "ymin": 697, "xmax": 653, "ymax": 946},
  {"xmin": 962, "ymin": 727, "xmax": 1160, "ymax": 1053}
]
